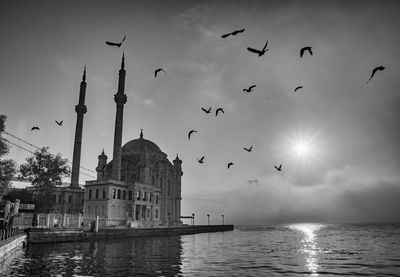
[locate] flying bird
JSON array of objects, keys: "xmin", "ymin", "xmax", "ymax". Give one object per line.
[
  {"xmin": 197, "ymin": 156, "xmax": 205, "ymax": 163},
  {"xmin": 367, "ymin": 66, "xmax": 385, "ymax": 83},
  {"xmin": 274, "ymin": 164, "xmax": 282, "ymax": 171},
  {"xmin": 227, "ymin": 162, "xmax": 234, "ymax": 169},
  {"xmin": 201, "ymin": 107, "xmax": 212, "ymax": 114},
  {"xmin": 31, "ymin": 126, "xmax": 40, "ymax": 131},
  {"xmin": 105, "ymin": 35, "xmax": 126, "ymax": 48},
  {"xmin": 55, "ymin": 120, "xmax": 63, "ymax": 126},
  {"xmin": 243, "ymin": 85, "xmax": 257, "ymax": 93},
  {"xmin": 247, "ymin": 40, "xmax": 269, "ymax": 57},
  {"xmin": 188, "ymin": 130, "xmax": 197, "ymax": 140},
  {"xmin": 155, "ymin": 68, "xmax": 166, "ymax": 78},
  {"xmin": 244, "ymin": 145, "xmax": 253, "ymax": 152},
  {"xmin": 221, "ymin": 28, "xmax": 245, "ymax": 38},
  {"xmin": 300, "ymin": 46, "xmax": 313, "ymax": 58},
  {"xmin": 294, "ymin": 86, "xmax": 303, "ymax": 92},
  {"xmin": 215, "ymin": 108, "xmax": 224, "ymax": 116}
]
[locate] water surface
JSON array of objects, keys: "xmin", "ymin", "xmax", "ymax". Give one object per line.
[{"xmin": 1, "ymin": 223, "xmax": 399, "ymax": 276}]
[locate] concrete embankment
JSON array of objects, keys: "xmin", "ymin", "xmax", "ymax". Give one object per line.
[
  {"xmin": 28, "ymin": 225, "xmax": 234, "ymax": 244},
  {"xmin": 0, "ymin": 234, "xmax": 27, "ymax": 262}
]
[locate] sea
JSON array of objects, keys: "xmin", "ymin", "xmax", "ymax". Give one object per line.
[{"xmin": 1, "ymin": 223, "xmax": 399, "ymax": 276}]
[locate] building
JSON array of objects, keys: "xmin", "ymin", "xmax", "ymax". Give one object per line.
[{"xmin": 83, "ymin": 55, "xmax": 183, "ymax": 227}]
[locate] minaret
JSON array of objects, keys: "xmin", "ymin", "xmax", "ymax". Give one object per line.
[
  {"xmin": 96, "ymin": 149, "xmax": 108, "ymax": 180},
  {"xmin": 111, "ymin": 54, "xmax": 127, "ymax": 180},
  {"xmin": 70, "ymin": 67, "xmax": 87, "ymax": 188},
  {"xmin": 173, "ymin": 154, "xmax": 183, "ymax": 223}
]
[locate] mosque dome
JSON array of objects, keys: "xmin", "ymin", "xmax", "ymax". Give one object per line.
[{"xmin": 121, "ymin": 130, "xmax": 163, "ymax": 154}]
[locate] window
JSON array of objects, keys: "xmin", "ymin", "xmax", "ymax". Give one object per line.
[
  {"xmin": 58, "ymin": 195, "xmax": 61, "ymax": 203},
  {"xmin": 142, "ymin": 191, "xmax": 146, "ymax": 201},
  {"xmin": 88, "ymin": 190, "xmax": 92, "ymax": 200},
  {"xmin": 155, "ymin": 208, "xmax": 159, "ymax": 219},
  {"xmin": 136, "ymin": 191, "xmax": 141, "ymax": 200},
  {"xmin": 53, "ymin": 194, "xmax": 57, "ymax": 203},
  {"xmin": 112, "ymin": 189, "xmax": 116, "ymax": 199},
  {"xmin": 94, "ymin": 205, "xmax": 97, "ymax": 215},
  {"xmin": 117, "ymin": 189, "xmax": 121, "ymax": 199},
  {"xmin": 123, "ymin": 190, "xmax": 126, "ymax": 200},
  {"xmin": 167, "ymin": 180, "xmax": 171, "ymax": 196},
  {"xmin": 95, "ymin": 189, "xmax": 99, "ymax": 199},
  {"xmin": 155, "ymin": 195, "xmax": 159, "ymax": 204},
  {"xmin": 160, "ymin": 178, "xmax": 163, "ymax": 193},
  {"xmin": 149, "ymin": 192, "xmax": 152, "ymax": 202},
  {"xmin": 68, "ymin": 195, "xmax": 72, "ymax": 203},
  {"xmin": 135, "ymin": 205, "xmax": 140, "ymax": 220},
  {"xmin": 102, "ymin": 188, "xmax": 106, "ymax": 199},
  {"xmin": 128, "ymin": 190, "xmax": 132, "ymax": 200}
]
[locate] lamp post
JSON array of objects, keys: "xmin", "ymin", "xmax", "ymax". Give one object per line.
[
  {"xmin": 207, "ymin": 214, "xmax": 210, "ymax": 225},
  {"xmin": 222, "ymin": 214, "xmax": 224, "ymax": 225},
  {"xmin": 192, "ymin": 213, "xmax": 195, "ymax": 226}
]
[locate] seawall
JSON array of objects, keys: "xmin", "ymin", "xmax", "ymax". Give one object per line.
[
  {"xmin": 28, "ymin": 225, "xmax": 234, "ymax": 244},
  {"xmin": 0, "ymin": 234, "xmax": 27, "ymax": 262}
]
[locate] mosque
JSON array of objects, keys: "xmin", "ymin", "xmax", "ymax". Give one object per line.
[{"xmin": 62, "ymin": 55, "xmax": 183, "ymax": 227}]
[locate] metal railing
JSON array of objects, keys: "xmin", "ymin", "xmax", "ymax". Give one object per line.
[{"xmin": 0, "ymin": 227, "xmax": 21, "ymax": 242}]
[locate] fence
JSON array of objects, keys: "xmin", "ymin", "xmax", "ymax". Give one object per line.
[
  {"xmin": 13, "ymin": 213, "xmax": 109, "ymax": 229},
  {"xmin": 0, "ymin": 227, "xmax": 21, "ymax": 242}
]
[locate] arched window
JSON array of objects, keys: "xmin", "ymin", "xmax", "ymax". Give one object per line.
[
  {"xmin": 102, "ymin": 189, "xmax": 106, "ymax": 199},
  {"xmin": 112, "ymin": 189, "xmax": 116, "ymax": 199}
]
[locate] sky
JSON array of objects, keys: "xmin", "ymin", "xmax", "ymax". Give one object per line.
[{"xmin": 1, "ymin": 0, "xmax": 400, "ymax": 225}]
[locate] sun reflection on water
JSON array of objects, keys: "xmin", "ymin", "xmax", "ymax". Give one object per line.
[{"xmin": 288, "ymin": 223, "xmax": 325, "ymax": 276}]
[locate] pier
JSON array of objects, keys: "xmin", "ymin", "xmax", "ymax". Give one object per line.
[{"xmin": 27, "ymin": 225, "xmax": 234, "ymax": 244}]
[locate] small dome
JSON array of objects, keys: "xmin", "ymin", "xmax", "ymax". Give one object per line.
[{"xmin": 122, "ymin": 138, "xmax": 162, "ymax": 154}]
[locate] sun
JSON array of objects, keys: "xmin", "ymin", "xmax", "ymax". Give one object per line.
[{"xmin": 294, "ymin": 141, "xmax": 312, "ymax": 157}]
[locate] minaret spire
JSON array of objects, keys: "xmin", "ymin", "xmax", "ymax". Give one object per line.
[
  {"xmin": 112, "ymin": 55, "xmax": 127, "ymax": 180},
  {"xmin": 71, "ymin": 66, "xmax": 88, "ymax": 188}
]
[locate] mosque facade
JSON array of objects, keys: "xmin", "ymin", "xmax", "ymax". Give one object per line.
[{"xmin": 78, "ymin": 55, "xmax": 183, "ymax": 227}]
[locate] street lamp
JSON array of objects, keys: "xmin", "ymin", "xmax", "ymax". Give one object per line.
[
  {"xmin": 222, "ymin": 214, "xmax": 224, "ymax": 225},
  {"xmin": 192, "ymin": 213, "xmax": 195, "ymax": 226},
  {"xmin": 207, "ymin": 214, "xmax": 210, "ymax": 225}
]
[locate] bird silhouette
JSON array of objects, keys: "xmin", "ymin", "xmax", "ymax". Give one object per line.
[
  {"xmin": 243, "ymin": 85, "xmax": 257, "ymax": 93},
  {"xmin": 300, "ymin": 46, "xmax": 313, "ymax": 58},
  {"xmin": 197, "ymin": 156, "xmax": 205, "ymax": 163},
  {"xmin": 55, "ymin": 120, "xmax": 63, "ymax": 126},
  {"xmin": 105, "ymin": 35, "xmax": 126, "ymax": 48},
  {"xmin": 155, "ymin": 68, "xmax": 166, "ymax": 78},
  {"xmin": 31, "ymin": 126, "xmax": 40, "ymax": 131},
  {"xmin": 294, "ymin": 86, "xmax": 303, "ymax": 92},
  {"xmin": 215, "ymin": 108, "xmax": 224, "ymax": 116},
  {"xmin": 274, "ymin": 164, "xmax": 282, "ymax": 171},
  {"xmin": 227, "ymin": 162, "xmax": 234, "ymax": 169},
  {"xmin": 367, "ymin": 66, "xmax": 385, "ymax": 83},
  {"xmin": 244, "ymin": 145, "xmax": 253, "ymax": 152},
  {"xmin": 221, "ymin": 28, "xmax": 245, "ymax": 38},
  {"xmin": 201, "ymin": 107, "xmax": 212, "ymax": 114},
  {"xmin": 188, "ymin": 130, "xmax": 197, "ymax": 140},
  {"xmin": 247, "ymin": 40, "xmax": 269, "ymax": 57}
]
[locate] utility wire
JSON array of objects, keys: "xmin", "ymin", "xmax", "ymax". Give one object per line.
[
  {"xmin": 4, "ymin": 131, "xmax": 97, "ymax": 174},
  {"xmin": 3, "ymin": 136, "xmax": 96, "ymax": 179}
]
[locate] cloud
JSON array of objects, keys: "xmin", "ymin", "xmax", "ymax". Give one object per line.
[{"xmin": 53, "ymin": 57, "xmax": 110, "ymax": 88}]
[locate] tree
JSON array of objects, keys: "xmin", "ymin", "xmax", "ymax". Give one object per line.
[
  {"xmin": 19, "ymin": 147, "xmax": 70, "ymax": 193},
  {"xmin": 0, "ymin": 114, "xmax": 17, "ymax": 196}
]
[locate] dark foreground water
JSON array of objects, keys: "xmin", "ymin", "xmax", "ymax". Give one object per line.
[{"xmin": 1, "ymin": 223, "xmax": 400, "ymax": 276}]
